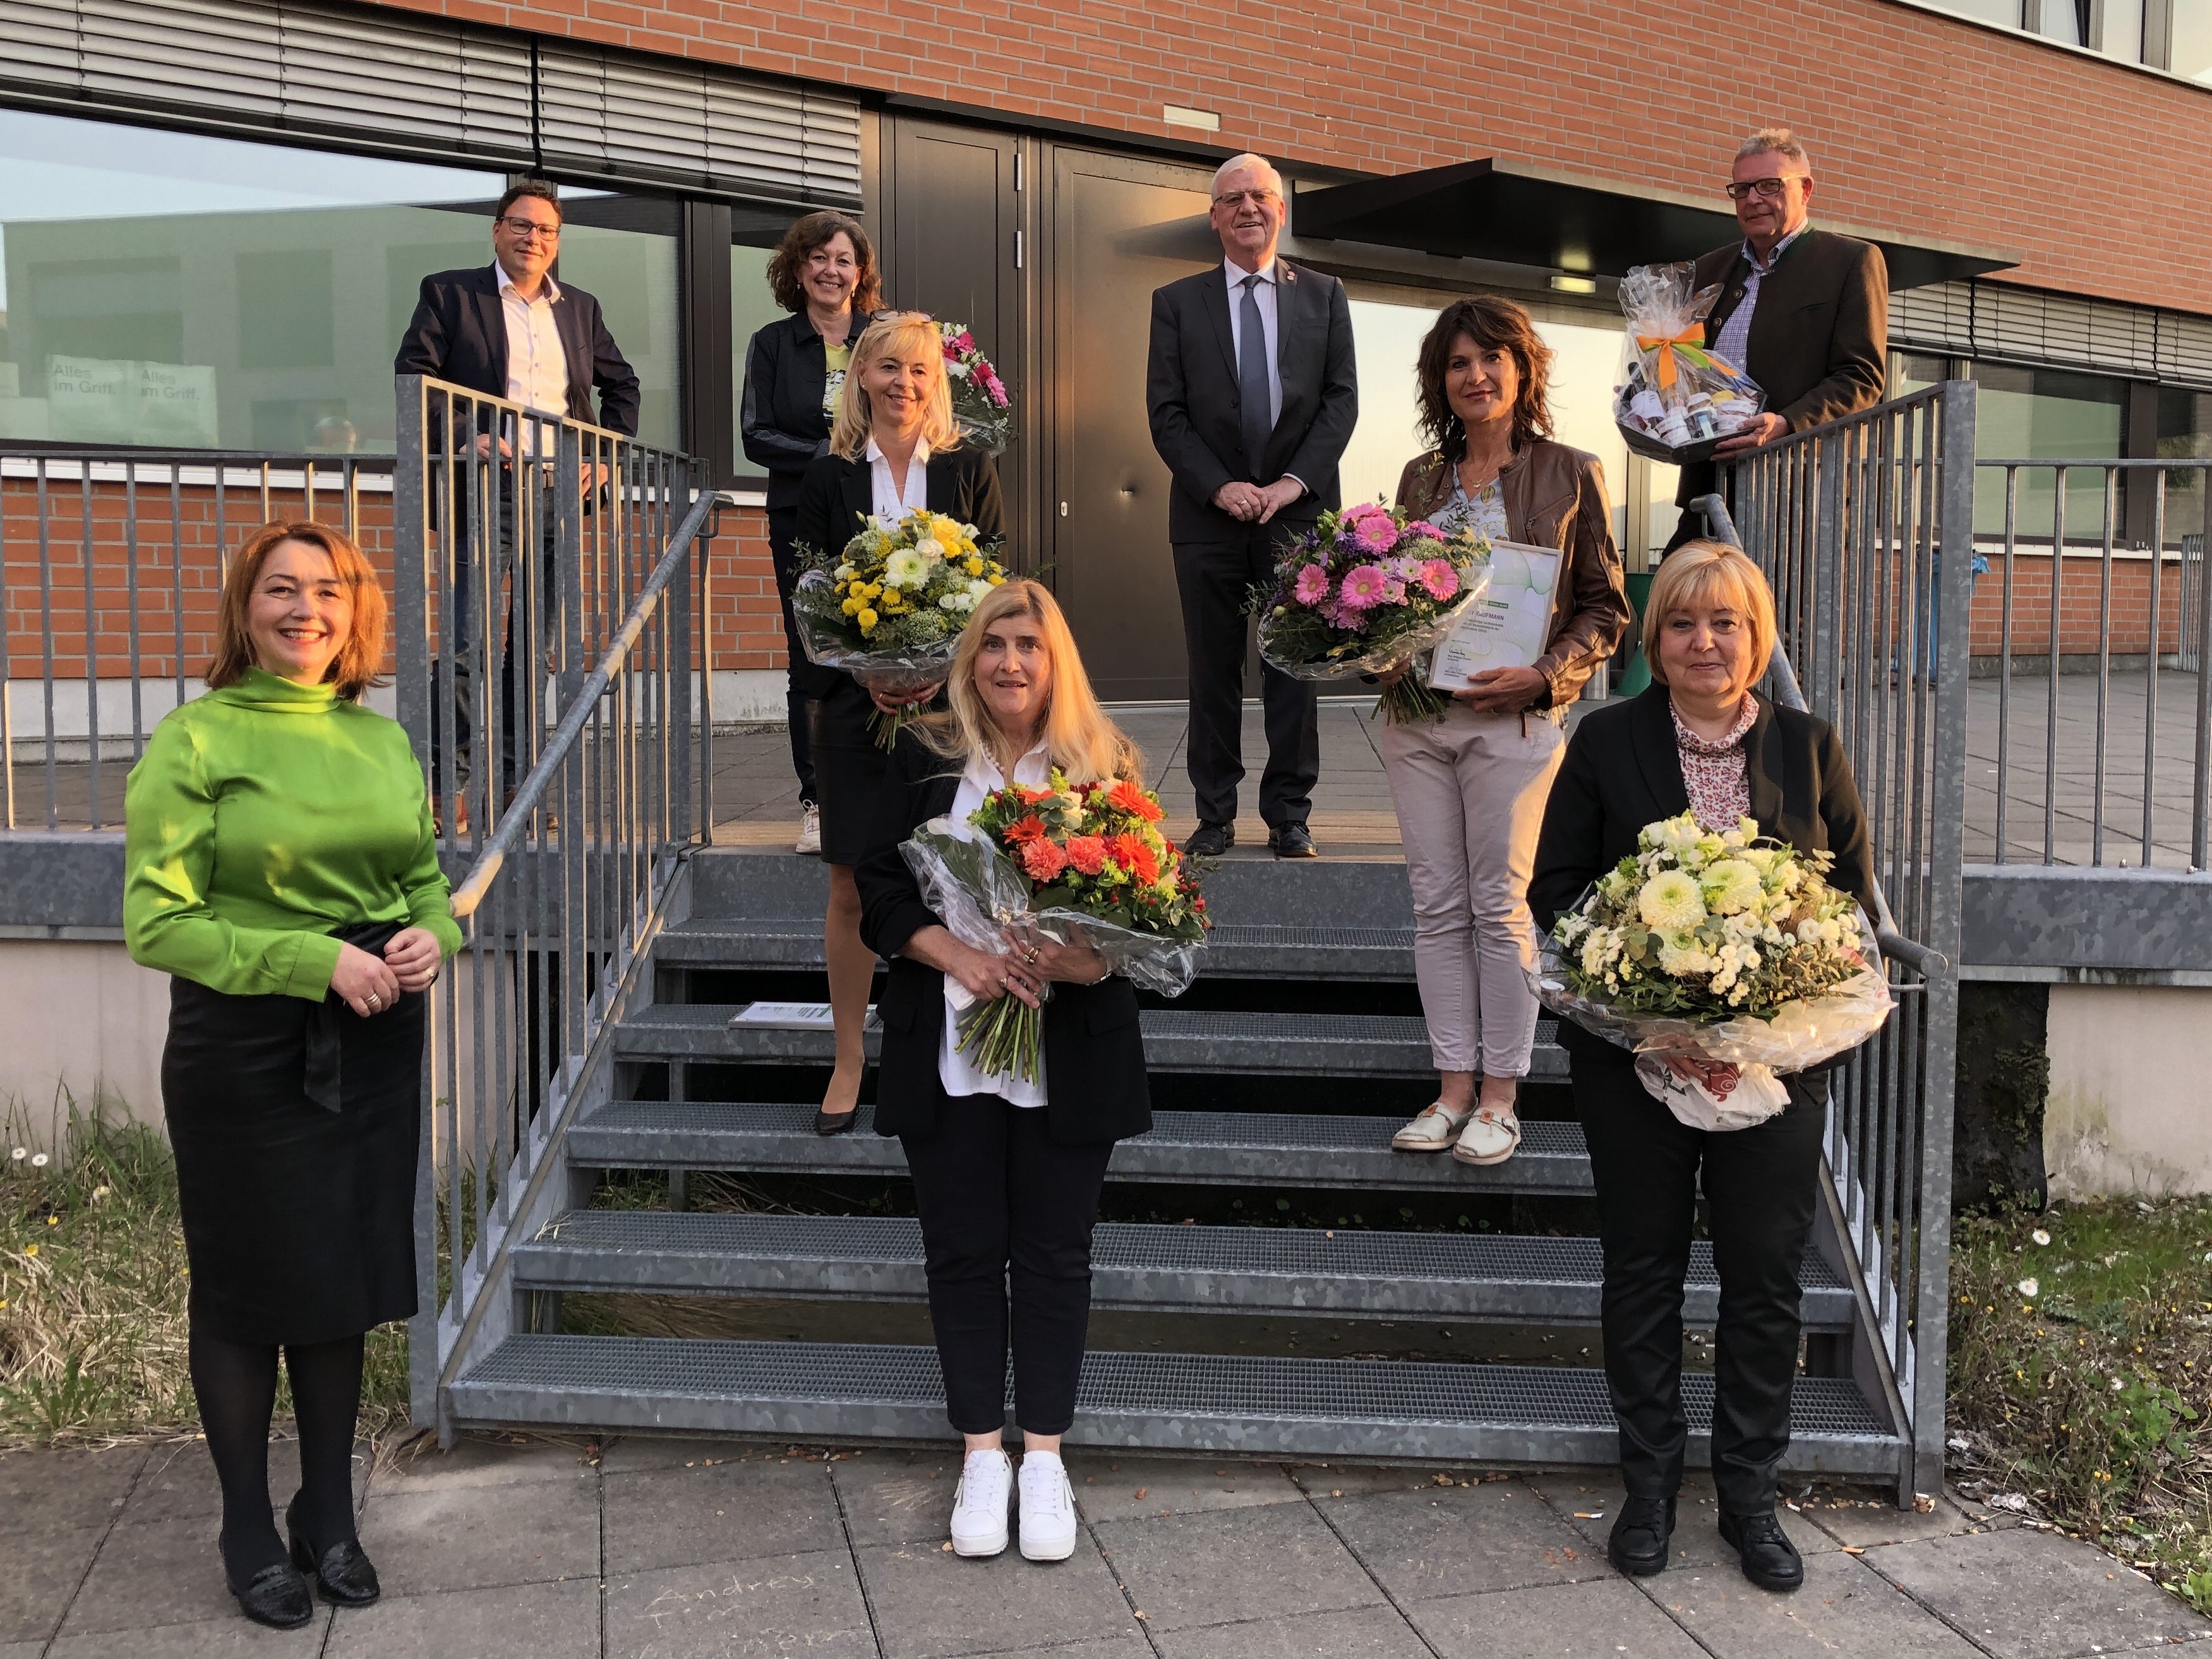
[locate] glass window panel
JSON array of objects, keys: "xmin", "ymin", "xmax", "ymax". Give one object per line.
[
  {"xmin": 1971, "ymin": 361, "xmax": 2127, "ymax": 541},
  {"xmin": 2102, "ymin": 0, "xmax": 2145, "ymax": 64},
  {"xmin": 550, "ymin": 191, "xmax": 682, "ymax": 451},
  {"xmin": 1892, "ymin": 351, "xmax": 1949, "ymax": 397},
  {"xmin": 731, "ymin": 210, "xmax": 800, "ymax": 483},
  {"xmin": 2153, "ymin": 386, "xmax": 2212, "ymax": 543},
  {"xmin": 2168, "ymin": 2, "xmax": 2212, "ymax": 80}
]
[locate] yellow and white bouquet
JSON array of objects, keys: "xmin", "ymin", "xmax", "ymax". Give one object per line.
[
  {"xmin": 1534, "ymin": 812, "xmax": 1893, "ymax": 1129},
  {"xmin": 792, "ymin": 508, "xmax": 1010, "ymax": 746}
]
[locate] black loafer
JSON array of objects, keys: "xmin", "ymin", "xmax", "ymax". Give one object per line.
[
  {"xmin": 814, "ymin": 1106, "xmax": 858, "ymax": 1136},
  {"xmin": 1718, "ymin": 1508, "xmax": 1804, "ymax": 1591},
  {"xmin": 229, "ymin": 1559, "xmax": 315, "ymax": 1629},
  {"xmin": 1606, "ymin": 1494, "xmax": 1676, "ymax": 1577},
  {"xmin": 286, "ymin": 1498, "xmax": 381, "ymax": 1607},
  {"xmin": 1268, "ymin": 822, "xmax": 1319, "ymax": 859},
  {"xmin": 1184, "ymin": 821, "xmax": 1234, "ymax": 858}
]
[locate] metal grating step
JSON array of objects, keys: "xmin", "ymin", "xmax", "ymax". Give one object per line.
[
  {"xmin": 511, "ymin": 1209, "xmax": 1853, "ymax": 1327},
  {"xmin": 616, "ymin": 1004, "xmax": 1565, "ymax": 1080},
  {"xmin": 568, "ymin": 1101, "xmax": 1596, "ymax": 1194},
  {"xmin": 654, "ymin": 920, "xmax": 1417, "ymax": 979},
  {"xmin": 449, "ymin": 1335, "xmax": 1899, "ymax": 1476}
]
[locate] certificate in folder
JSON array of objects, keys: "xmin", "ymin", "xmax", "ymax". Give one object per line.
[{"xmin": 1428, "ymin": 540, "xmax": 1562, "ymax": 690}]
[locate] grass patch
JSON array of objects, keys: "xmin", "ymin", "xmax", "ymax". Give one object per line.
[
  {"xmin": 0, "ymin": 1094, "xmax": 412, "ymax": 1448},
  {"xmin": 1949, "ymin": 1195, "xmax": 2212, "ymax": 1614}
]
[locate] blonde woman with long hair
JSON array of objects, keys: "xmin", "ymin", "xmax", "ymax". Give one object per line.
[
  {"xmin": 793, "ymin": 311, "xmax": 1004, "ymax": 1134},
  {"xmin": 855, "ymin": 579, "xmax": 1151, "ymax": 1565}
]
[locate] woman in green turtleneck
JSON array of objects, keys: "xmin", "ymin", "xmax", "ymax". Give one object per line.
[{"xmin": 124, "ymin": 521, "xmax": 460, "ymax": 1631}]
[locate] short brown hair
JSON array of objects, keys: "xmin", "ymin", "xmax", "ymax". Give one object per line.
[
  {"xmin": 765, "ymin": 211, "xmax": 883, "ymax": 316},
  {"xmin": 208, "ymin": 522, "xmax": 389, "ymax": 702},
  {"xmin": 1642, "ymin": 539, "xmax": 1777, "ymax": 689},
  {"xmin": 1415, "ymin": 296, "xmax": 1556, "ymax": 458},
  {"xmin": 494, "ymin": 180, "xmax": 562, "ymax": 224}
]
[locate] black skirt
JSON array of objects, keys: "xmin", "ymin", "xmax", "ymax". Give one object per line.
[
  {"xmin": 813, "ymin": 676, "xmax": 892, "ymax": 867},
  {"xmin": 162, "ymin": 947, "xmax": 425, "ymax": 1346}
]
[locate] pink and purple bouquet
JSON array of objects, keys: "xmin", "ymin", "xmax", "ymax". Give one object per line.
[
  {"xmin": 940, "ymin": 321, "xmax": 1013, "ymax": 452},
  {"xmin": 1252, "ymin": 501, "xmax": 1492, "ymax": 722}
]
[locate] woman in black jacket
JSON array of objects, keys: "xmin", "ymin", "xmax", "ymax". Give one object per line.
[
  {"xmin": 1529, "ymin": 541, "xmax": 1875, "ymax": 1597},
  {"xmin": 739, "ymin": 210, "xmax": 882, "ymax": 851},
  {"xmin": 856, "ymin": 577, "xmax": 1150, "ymax": 1565},
  {"xmin": 795, "ymin": 311, "xmax": 1004, "ymax": 1135}
]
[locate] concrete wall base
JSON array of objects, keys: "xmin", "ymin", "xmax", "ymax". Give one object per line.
[{"xmin": 2044, "ymin": 984, "xmax": 2212, "ymax": 1199}]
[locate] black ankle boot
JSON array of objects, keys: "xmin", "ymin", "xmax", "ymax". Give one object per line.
[
  {"xmin": 1719, "ymin": 1508, "xmax": 1805, "ymax": 1591},
  {"xmin": 1607, "ymin": 1494, "xmax": 1676, "ymax": 1576},
  {"xmin": 286, "ymin": 1494, "xmax": 382, "ymax": 1607}
]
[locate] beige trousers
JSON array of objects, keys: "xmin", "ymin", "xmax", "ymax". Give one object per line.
[{"xmin": 1378, "ymin": 704, "xmax": 1568, "ymax": 1078}]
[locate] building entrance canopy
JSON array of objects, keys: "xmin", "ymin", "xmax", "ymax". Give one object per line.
[{"xmin": 1292, "ymin": 157, "xmax": 2017, "ymax": 292}]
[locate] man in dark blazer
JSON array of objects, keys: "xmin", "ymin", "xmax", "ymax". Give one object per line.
[
  {"xmin": 393, "ymin": 180, "xmax": 640, "ymax": 809},
  {"xmin": 1146, "ymin": 153, "xmax": 1357, "ymax": 859},
  {"xmin": 1668, "ymin": 128, "xmax": 1888, "ymax": 552}
]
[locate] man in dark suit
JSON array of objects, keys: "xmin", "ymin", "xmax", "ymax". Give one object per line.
[
  {"xmin": 1667, "ymin": 128, "xmax": 1888, "ymax": 552},
  {"xmin": 1146, "ymin": 153, "xmax": 1357, "ymax": 859},
  {"xmin": 394, "ymin": 180, "xmax": 640, "ymax": 811}
]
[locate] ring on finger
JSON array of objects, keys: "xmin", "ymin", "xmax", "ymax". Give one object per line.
[{"xmin": 1023, "ymin": 946, "xmax": 1040, "ymax": 966}]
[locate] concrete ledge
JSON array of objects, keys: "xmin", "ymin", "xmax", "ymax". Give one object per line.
[{"xmin": 1961, "ymin": 865, "xmax": 2212, "ymax": 976}]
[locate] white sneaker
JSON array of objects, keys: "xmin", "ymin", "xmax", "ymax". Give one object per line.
[
  {"xmin": 795, "ymin": 801, "xmax": 822, "ymax": 856},
  {"xmin": 1016, "ymin": 1449, "xmax": 1079, "ymax": 1562},
  {"xmin": 948, "ymin": 1447, "xmax": 1013, "ymax": 1557}
]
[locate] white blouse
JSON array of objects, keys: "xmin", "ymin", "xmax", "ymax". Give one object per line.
[
  {"xmin": 866, "ymin": 435, "xmax": 931, "ymax": 520},
  {"xmin": 938, "ymin": 740, "xmax": 1051, "ymax": 1107}
]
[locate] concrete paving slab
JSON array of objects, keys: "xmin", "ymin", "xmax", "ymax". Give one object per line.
[
  {"xmin": 959, "ymin": 1641, "xmax": 1148, "ymax": 1659},
  {"xmin": 354, "ymin": 1475, "xmax": 600, "ymax": 1596},
  {"xmin": 603, "ymin": 1455, "xmax": 843, "ymax": 1573},
  {"xmin": 1065, "ymin": 1453, "xmax": 1302, "ymax": 1522},
  {"xmin": 56, "ymin": 1514, "xmax": 248, "ymax": 1637},
  {"xmin": 1153, "ymin": 1603, "xmax": 1431, "ymax": 1658},
  {"xmin": 857, "ymin": 1536, "xmax": 1136, "ymax": 1659},
  {"xmin": 1797, "ymin": 1486, "xmax": 1993, "ymax": 1548},
  {"xmin": 0, "ymin": 1642, "xmax": 47, "ymax": 1659},
  {"xmin": 0, "ymin": 1444, "xmax": 146, "ymax": 1538},
  {"xmin": 1866, "ymin": 1527, "xmax": 2212, "ymax": 1658},
  {"xmin": 1289, "ymin": 1463, "xmax": 1491, "ymax": 1499},
  {"xmin": 123, "ymin": 1438, "xmax": 370, "ymax": 1526},
  {"xmin": 0, "ymin": 1522, "xmax": 106, "ymax": 1645},
  {"xmin": 1648, "ymin": 1549, "xmax": 1986, "ymax": 1658},
  {"xmin": 368, "ymin": 1432, "xmax": 598, "ymax": 1495},
  {"xmin": 829, "ymin": 1447, "xmax": 966, "ymax": 1547},
  {"xmin": 1527, "ymin": 1469, "xmax": 1835, "ymax": 1569},
  {"xmin": 1091, "ymin": 1502, "xmax": 1380, "ymax": 1632},
  {"xmin": 327, "ymin": 1578, "xmax": 599, "ymax": 1659},
  {"xmin": 1410, "ymin": 1576, "xmax": 1709, "ymax": 1659},
  {"xmin": 604, "ymin": 1549, "xmax": 874, "ymax": 1659},
  {"xmin": 1317, "ymin": 1476, "xmax": 1606, "ymax": 1602},
  {"xmin": 596, "ymin": 1435, "xmax": 763, "ymax": 1473},
  {"xmin": 48, "ymin": 1611, "xmax": 332, "ymax": 1658}
]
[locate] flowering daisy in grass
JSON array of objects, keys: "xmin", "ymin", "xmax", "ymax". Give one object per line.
[{"xmin": 1252, "ymin": 500, "xmax": 1491, "ymax": 724}]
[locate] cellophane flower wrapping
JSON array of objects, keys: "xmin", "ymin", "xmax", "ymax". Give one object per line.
[
  {"xmin": 1251, "ymin": 501, "xmax": 1492, "ymax": 723},
  {"xmin": 1613, "ymin": 262, "xmax": 1767, "ymax": 465},
  {"xmin": 940, "ymin": 321, "xmax": 1014, "ymax": 453},
  {"xmin": 899, "ymin": 772, "xmax": 1210, "ymax": 1084},
  {"xmin": 1530, "ymin": 812, "xmax": 1895, "ymax": 1130},
  {"xmin": 790, "ymin": 508, "xmax": 1011, "ymax": 746}
]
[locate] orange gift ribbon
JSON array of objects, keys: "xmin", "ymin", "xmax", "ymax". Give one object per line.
[{"xmin": 1636, "ymin": 328, "xmax": 1742, "ymax": 392}]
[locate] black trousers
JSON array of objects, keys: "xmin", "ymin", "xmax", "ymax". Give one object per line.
[
  {"xmin": 431, "ymin": 477, "xmax": 559, "ymax": 796},
  {"xmin": 1568, "ymin": 1032, "xmax": 1827, "ymax": 1515},
  {"xmin": 900, "ymin": 1094, "xmax": 1114, "ymax": 1437},
  {"xmin": 766, "ymin": 505, "xmax": 836, "ymax": 805},
  {"xmin": 1172, "ymin": 523, "xmax": 1320, "ymax": 830}
]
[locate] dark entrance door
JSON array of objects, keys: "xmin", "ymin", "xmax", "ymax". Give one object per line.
[{"xmin": 1044, "ymin": 148, "xmax": 1215, "ymax": 700}]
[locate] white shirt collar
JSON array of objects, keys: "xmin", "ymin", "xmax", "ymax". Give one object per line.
[
  {"xmin": 494, "ymin": 261, "xmax": 561, "ymax": 305},
  {"xmin": 1740, "ymin": 223, "xmax": 1808, "ymax": 275},
  {"xmin": 966, "ymin": 738, "xmax": 1050, "ymax": 786},
  {"xmin": 1223, "ymin": 255, "xmax": 1278, "ymax": 287},
  {"xmin": 864, "ymin": 435, "xmax": 933, "ymax": 467}
]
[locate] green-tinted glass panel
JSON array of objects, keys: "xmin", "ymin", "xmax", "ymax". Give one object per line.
[{"xmin": 1971, "ymin": 362, "xmax": 2127, "ymax": 542}]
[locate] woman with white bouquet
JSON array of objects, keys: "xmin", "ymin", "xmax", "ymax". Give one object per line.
[{"xmin": 1529, "ymin": 541, "xmax": 1874, "ymax": 1596}]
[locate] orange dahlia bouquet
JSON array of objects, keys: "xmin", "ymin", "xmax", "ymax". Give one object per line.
[{"xmin": 899, "ymin": 769, "xmax": 1210, "ymax": 1082}]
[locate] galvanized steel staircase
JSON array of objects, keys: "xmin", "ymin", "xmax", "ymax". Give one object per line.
[{"xmin": 440, "ymin": 849, "xmax": 1904, "ymax": 1480}]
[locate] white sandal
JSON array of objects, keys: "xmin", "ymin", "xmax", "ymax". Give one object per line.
[
  {"xmin": 1392, "ymin": 1101, "xmax": 1473, "ymax": 1152},
  {"xmin": 1452, "ymin": 1105, "xmax": 1523, "ymax": 1166}
]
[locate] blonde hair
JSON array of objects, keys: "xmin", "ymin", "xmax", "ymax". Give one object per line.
[
  {"xmin": 829, "ymin": 311, "xmax": 961, "ymax": 461},
  {"xmin": 208, "ymin": 520, "xmax": 388, "ymax": 701},
  {"xmin": 920, "ymin": 580, "xmax": 1141, "ymax": 784},
  {"xmin": 1643, "ymin": 540, "xmax": 1777, "ymax": 689}
]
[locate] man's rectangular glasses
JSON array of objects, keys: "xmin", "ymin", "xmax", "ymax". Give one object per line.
[
  {"xmin": 1213, "ymin": 189, "xmax": 1280, "ymax": 209},
  {"xmin": 496, "ymin": 217, "xmax": 560, "ymax": 241},
  {"xmin": 1724, "ymin": 178, "xmax": 1797, "ymax": 201}
]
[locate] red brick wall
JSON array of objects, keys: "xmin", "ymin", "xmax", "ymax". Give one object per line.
[
  {"xmin": 1967, "ymin": 553, "xmax": 2197, "ymax": 659},
  {"xmin": 366, "ymin": 0, "xmax": 2212, "ymax": 314}
]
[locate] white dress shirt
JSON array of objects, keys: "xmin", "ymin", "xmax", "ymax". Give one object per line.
[
  {"xmin": 865, "ymin": 435, "xmax": 932, "ymax": 520},
  {"xmin": 1710, "ymin": 224, "xmax": 1808, "ymax": 387},
  {"xmin": 495, "ymin": 263, "xmax": 569, "ymax": 426},
  {"xmin": 1222, "ymin": 256, "xmax": 1283, "ymax": 429},
  {"xmin": 938, "ymin": 740, "xmax": 1052, "ymax": 1107}
]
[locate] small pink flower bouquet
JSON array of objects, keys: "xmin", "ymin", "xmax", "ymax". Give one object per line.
[
  {"xmin": 1252, "ymin": 501, "xmax": 1492, "ymax": 722},
  {"xmin": 940, "ymin": 321, "xmax": 1013, "ymax": 452}
]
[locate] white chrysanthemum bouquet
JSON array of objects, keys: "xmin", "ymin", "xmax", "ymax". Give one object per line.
[{"xmin": 1533, "ymin": 812, "xmax": 1893, "ymax": 1129}]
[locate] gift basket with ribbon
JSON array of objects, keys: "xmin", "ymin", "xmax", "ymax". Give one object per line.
[{"xmin": 1613, "ymin": 262, "xmax": 1767, "ymax": 465}]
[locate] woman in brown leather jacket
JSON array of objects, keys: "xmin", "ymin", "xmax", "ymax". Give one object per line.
[{"xmin": 1382, "ymin": 295, "xmax": 1631, "ymax": 1167}]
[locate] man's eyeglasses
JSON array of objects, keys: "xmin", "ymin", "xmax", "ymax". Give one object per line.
[
  {"xmin": 496, "ymin": 216, "xmax": 562, "ymax": 242},
  {"xmin": 1213, "ymin": 189, "xmax": 1281, "ymax": 210},
  {"xmin": 1724, "ymin": 177, "xmax": 1803, "ymax": 201}
]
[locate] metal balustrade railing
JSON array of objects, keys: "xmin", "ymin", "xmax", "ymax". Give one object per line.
[
  {"xmin": 0, "ymin": 448, "xmax": 393, "ymax": 827},
  {"xmin": 1702, "ymin": 378, "xmax": 1972, "ymax": 1501},
  {"xmin": 392, "ymin": 374, "xmax": 717, "ymax": 1440}
]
